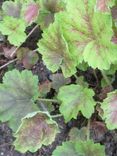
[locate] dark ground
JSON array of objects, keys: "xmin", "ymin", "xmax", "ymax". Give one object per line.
[{"xmin": 0, "ymin": 1, "xmax": 117, "ymax": 156}]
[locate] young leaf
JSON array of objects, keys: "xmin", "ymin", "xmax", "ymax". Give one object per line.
[
  {"xmin": 22, "ymin": 2, "xmax": 40, "ymax": 24},
  {"xmin": 17, "ymin": 47, "xmax": 39, "ymax": 69},
  {"xmin": 50, "ymin": 73, "xmax": 71, "ymax": 92},
  {"xmin": 57, "ymin": 84, "xmax": 96, "ymax": 122},
  {"xmin": 0, "ymin": 16, "xmax": 26, "ymax": 46},
  {"xmin": 0, "ymin": 69, "xmax": 39, "ymax": 131},
  {"xmin": 52, "ymin": 140, "xmax": 105, "ymax": 156},
  {"xmin": 2, "ymin": 1, "xmax": 21, "ymax": 18},
  {"xmin": 101, "ymin": 90, "xmax": 117, "ymax": 129},
  {"xmin": 56, "ymin": 0, "xmax": 117, "ymax": 70},
  {"xmin": 38, "ymin": 22, "xmax": 77, "ymax": 77},
  {"xmin": 68, "ymin": 127, "xmax": 87, "ymax": 141},
  {"xmin": 39, "ymin": 80, "xmax": 51, "ymax": 97},
  {"xmin": 14, "ymin": 111, "xmax": 59, "ymax": 153},
  {"xmin": 96, "ymin": 0, "xmax": 115, "ymax": 13}
]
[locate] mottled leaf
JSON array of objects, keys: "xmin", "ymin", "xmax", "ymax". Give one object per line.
[
  {"xmin": 2, "ymin": 1, "xmax": 21, "ymax": 18},
  {"xmin": 90, "ymin": 121, "xmax": 107, "ymax": 141},
  {"xmin": 56, "ymin": 0, "xmax": 117, "ymax": 70},
  {"xmin": 17, "ymin": 47, "xmax": 38, "ymax": 69},
  {"xmin": 69, "ymin": 127, "xmax": 87, "ymax": 141},
  {"xmin": 50, "ymin": 73, "xmax": 71, "ymax": 91},
  {"xmin": 57, "ymin": 84, "xmax": 96, "ymax": 122},
  {"xmin": 0, "ymin": 16, "xmax": 26, "ymax": 46},
  {"xmin": 38, "ymin": 22, "xmax": 77, "ymax": 77},
  {"xmin": 52, "ymin": 140, "xmax": 105, "ymax": 156},
  {"xmin": 14, "ymin": 111, "xmax": 59, "ymax": 153},
  {"xmin": 101, "ymin": 90, "xmax": 117, "ymax": 129},
  {"xmin": 0, "ymin": 69, "xmax": 39, "ymax": 131},
  {"xmin": 38, "ymin": 0, "xmax": 65, "ymax": 29},
  {"xmin": 39, "ymin": 80, "xmax": 51, "ymax": 97}
]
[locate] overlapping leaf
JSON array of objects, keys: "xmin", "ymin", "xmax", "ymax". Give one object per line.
[
  {"xmin": 101, "ymin": 90, "xmax": 117, "ymax": 129},
  {"xmin": 38, "ymin": 22, "xmax": 77, "ymax": 77},
  {"xmin": 57, "ymin": 84, "xmax": 96, "ymax": 122},
  {"xmin": 14, "ymin": 111, "xmax": 59, "ymax": 153},
  {"xmin": 56, "ymin": 0, "xmax": 117, "ymax": 70},
  {"xmin": 0, "ymin": 16, "xmax": 26, "ymax": 46},
  {"xmin": 52, "ymin": 140, "xmax": 105, "ymax": 156},
  {"xmin": 0, "ymin": 69, "xmax": 39, "ymax": 131},
  {"xmin": 38, "ymin": 0, "xmax": 65, "ymax": 29}
]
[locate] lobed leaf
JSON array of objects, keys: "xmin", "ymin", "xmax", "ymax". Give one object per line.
[
  {"xmin": 57, "ymin": 84, "xmax": 96, "ymax": 122},
  {"xmin": 101, "ymin": 90, "xmax": 117, "ymax": 129},
  {"xmin": 52, "ymin": 140, "xmax": 105, "ymax": 156},
  {"xmin": 0, "ymin": 69, "xmax": 39, "ymax": 131},
  {"xmin": 56, "ymin": 0, "xmax": 117, "ymax": 70},
  {"xmin": 14, "ymin": 111, "xmax": 59, "ymax": 153},
  {"xmin": 0, "ymin": 16, "xmax": 26, "ymax": 46},
  {"xmin": 38, "ymin": 21, "xmax": 77, "ymax": 77}
]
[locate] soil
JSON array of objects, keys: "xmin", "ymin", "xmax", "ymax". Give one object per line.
[{"xmin": 0, "ymin": 1, "xmax": 117, "ymax": 156}]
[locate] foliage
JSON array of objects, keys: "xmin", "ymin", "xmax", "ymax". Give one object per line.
[
  {"xmin": 0, "ymin": 16, "xmax": 26, "ymax": 46},
  {"xmin": 17, "ymin": 47, "xmax": 39, "ymax": 69},
  {"xmin": 1, "ymin": 0, "xmax": 117, "ymax": 155},
  {"xmin": 57, "ymin": 84, "xmax": 96, "ymax": 122},
  {"xmin": 38, "ymin": 21, "xmax": 77, "ymax": 77},
  {"xmin": 52, "ymin": 140, "xmax": 105, "ymax": 156},
  {"xmin": 14, "ymin": 111, "xmax": 59, "ymax": 153},
  {"xmin": 101, "ymin": 90, "xmax": 117, "ymax": 130},
  {"xmin": 0, "ymin": 69, "xmax": 39, "ymax": 131},
  {"xmin": 38, "ymin": 0, "xmax": 117, "ymax": 77}
]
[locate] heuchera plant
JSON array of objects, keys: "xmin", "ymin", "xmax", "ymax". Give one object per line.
[{"xmin": 0, "ymin": 0, "xmax": 117, "ymax": 155}]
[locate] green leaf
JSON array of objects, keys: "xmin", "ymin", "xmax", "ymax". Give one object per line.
[
  {"xmin": 0, "ymin": 16, "xmax": 26, "ymax": 46},
  {"xmin": 57, "ymin": 84, "xmax": 96, "ymax": 122},
  {"xmin": 56, "ymin": 0, "xmax": 117, "ymax": 70},
  {"xmin": 38, "ymin": 21, "xmax": 77, "ymax": 77},
  {"xmin": 68, "ymin": 127, "xmax": 87, "ymax": 141},
  {"xmin": 0, "ymin": 69, "xmax": 39, "ymax": 131},
  {"xmin": 52, "ymin": 140, "xmax": 105, "ymax": 156},
  {"xmin": 101, "ymin": 90, "xmax": 117, "ymax": 129},
  {"xmin": 14, "ymin": 111, "xmax": 59, "ymax": 153}
]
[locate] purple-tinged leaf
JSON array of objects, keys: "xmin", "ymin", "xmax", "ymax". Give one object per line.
[
  {"xmin": 101, "ymin": 90, "xmax": 117, "ymax": 129},
  {"xmin": 2, "ymin": 1, "xmax": 21, "ymax": 18},
  {"xmin": 23, "ymin": 3, "xmax": 40, "ymax": 24},
  {"xmin": 14, "ymin": 111, "xmax": 59, "ymax": 153}
]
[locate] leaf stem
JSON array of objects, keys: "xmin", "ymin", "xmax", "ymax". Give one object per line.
[
  {"xmin": 10, "ymin": 24, "xmax": 39, "ymax": 57},
  {"xmin": 101, "ymin": 70, "xmax": 113, "ymax": 89},
  {"xmin": 51, "ymin": 114, "xmax": 63, "ymax": 118},
  {"xmin": 87, "ymin": 119, "xmax": 90, "ymax": 140},
  {"xmin": 38, "ymin": 98, "xmax": 59, "ymax": 103},
  {"xmin": 0, "ymin": 58, "xmax": 18, "ymax": 70}
]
